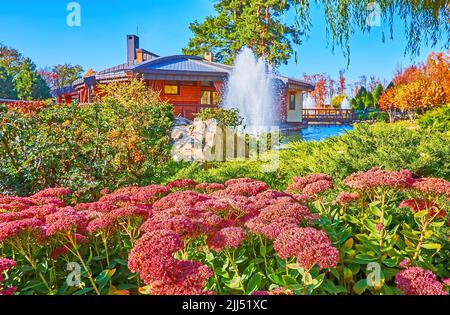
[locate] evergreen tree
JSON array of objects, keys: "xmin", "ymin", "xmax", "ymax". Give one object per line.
[
  {"xmin": 0, "ymin": 65, "xmax": 17, "ymax": 99},
  {"xmin": 183, "ymin": 0, "xmax": 298, "ymax": 67}
]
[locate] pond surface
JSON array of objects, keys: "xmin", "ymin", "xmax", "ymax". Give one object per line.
[{"xmin": 282, "ymin": 124, "xmax": 354, "ymax": 143}]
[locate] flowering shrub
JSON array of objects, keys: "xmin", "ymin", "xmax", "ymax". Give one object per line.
[
  {"xmin": 0, "ymin": 80, "xmax": 175, "ymax": 198},
  {"xmin": 0, "ymin": 170, "xmax": 448, "ymax": 295}
]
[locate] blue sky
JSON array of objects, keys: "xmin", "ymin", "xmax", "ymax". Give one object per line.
[{"xmin": 0, "ymin": 0, "xmax": 446, "ymax": 86}]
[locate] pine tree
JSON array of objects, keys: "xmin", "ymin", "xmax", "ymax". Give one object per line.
[{"xmin": 183, "ymin": 0, "xmax": 297, "ymax": 67}]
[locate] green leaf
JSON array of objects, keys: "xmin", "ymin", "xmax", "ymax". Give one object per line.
[
  {"xmin": 343, "ymin": 267, "xmax": 353, "ymax": 281},
  {"xmin": 259, "ymin": 245, "xmax": 266, "ymax": 257},
  {"xmin": 354, "ymin": 254, "xmax": 379, "ymax": 264},
  {"xmin": 353, "ymin": 279, "xmax": 368, "ymax": 295},
  {"xmin": 421, "ymin": 243, "xmax": 442, "ymax": 250},
  {"xmin": 282, "ymin": 275, "xmax": 302, "ymax": 291},
  {"xmin": 241, "ymin": 263, "xmax": 255, "ymax": 281},
  {"xmin": 246, "ymin": 273, "xmax": 262, "ymax": 294}
]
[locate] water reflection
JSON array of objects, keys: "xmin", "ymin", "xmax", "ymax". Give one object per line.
[{"xmin": 283, "ymin": 124, "xmax": 353, "ymax": 143}]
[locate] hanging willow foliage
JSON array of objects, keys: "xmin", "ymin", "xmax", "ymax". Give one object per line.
[{"xmin": 293, "ymin": 0, "xmax": 450, "ymax": 64}]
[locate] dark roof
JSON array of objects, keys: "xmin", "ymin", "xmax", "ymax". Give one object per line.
[{"xmin": 69, "ymin": 55, "xmax": 313, "ymax": 92}]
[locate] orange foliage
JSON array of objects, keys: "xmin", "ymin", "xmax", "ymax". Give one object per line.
[
  {"xmin": 303, "ymin": 74, "xmax": 328, "ymax": 108},
  {"xmin": 379, "ymin": 51, "xmax": 450, "ymax": 115}
]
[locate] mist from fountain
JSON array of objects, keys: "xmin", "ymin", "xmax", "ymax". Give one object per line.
[
  {"xmin": 341, "ymin": 97, "xmax": 351, "ymax": 110},
  {"xmin": 222, "ymin": 47, "xmax": 276, "ymax": 132}
]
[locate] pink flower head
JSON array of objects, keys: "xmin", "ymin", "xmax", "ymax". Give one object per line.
[
  {"xmin": 152, "ymin": 191, "xmax": 209, "ymax": 212},
  {"xmin": 30, "ymin": 187, "xmax": 71, "ymax": 200},
  {"xmin": 45, "ymin": 208, "xmax": 89, "ymax": 236},
  {"xmin": 129, "ymin": 185, "xmax": 169, "ymax": 204},
  {"xmin": 412, "ymin": 178, "xmax": 450, "ymax": 198},
  {"xmin": 395, "ymin": 267, "xmax": 448, "ymax": 295},
  {"xmin": 207, "ymin": 227, "xmax": 246, "ymax": 252},
  {"xmin": 343, "ymin": 167, "xmax": 414, "ymax": 191},
  {"xmin": 246, "ymin": 216, "xmax": 298, "ymax": 240},
  {"xmin": 252, "ymin": 190, "xmax": 293, "ymax": 209},
  {"xmin": 148, "ymin": 260, "xmax": 213, "ymax": 295},
  {"xmin": 195, "ymin": 199, "xmax": 230, "ymax": 213},
  {"xmin": 258, "ymin": 202, "xmax": 313, "ymax": 223},
  {"xmin": 166, "ymin": 179, "xmax": 198, "ymax": 190},
  {"xmin": 224, "ymin": 178, "xmax": 268, "ymax": 196},
  {"xmin": 333, "ymin": 192, "xmax": 361, "ymax": 206},
  {"xmin": 195, "ymin": 183, "xmax": 225, "ymax": 192},
  {"xmin": 0, "ymin": 197, "xmax": 36, "ymax": 212},
  {"xmin": 0, "ymin": 258, "xmax": 16, "ymax": 272},
  {"xmin": 286, "ymin": 174, "xmax": 332, "ymax": 193},
  {"xmin": 274, "ymin": 227, "xmax": 339, "ymax": 269},
  {"xmin": 302, "ymin": 180, "xmax": 334, "ymax": 197},
  {"xmin": 128, "ymin": 229, "xmax": 212, "ymax": 294},
  {"xmin": 0, "ymin": 286, "xmax": 17, "ymax": 295},
  {"xmin": 442, "ymin": 278, "xmax": 450, "ymax": 286},
  {"xmin": 140, "ymin": 216, "xmax": 196, "ymax": 237},
  {"xmin": 0, "ymin": 218, "xmax": 44, "ymax": 242}
]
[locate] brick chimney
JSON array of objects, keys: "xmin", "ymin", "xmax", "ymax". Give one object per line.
[
  {"xmin": 204, "ymin": 52, "xmax": 213, "ymax": 62},
  {"xmin": 127, "ymin": 35, "xmax": 139, "ymax": 64}
]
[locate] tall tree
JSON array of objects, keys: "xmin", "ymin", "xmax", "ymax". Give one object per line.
[
  {"xmin": 0, "ymin": 65, "xmax": 17, "ymax": 99},
  {"xmin": 13, "ymin": 58, "xmax": 50, "ymax": 100},
  {"xmin": 40, "ymin": 64, "xmax": 84, "ymax": 90},
  {"xmin": 183, "ymin": 0, "xmax": 298, "ymax": 66}
]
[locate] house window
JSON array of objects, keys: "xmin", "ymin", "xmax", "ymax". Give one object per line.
[
  {"xmin": 201, "ymin": 91, "xmax": 220, "ymax": 105},
  {"xmin": 289, "ymin": 93, "xmax": 296, "ymax": 110},
  {"xmin": 201, "ymin": 81, "xmax": 214, "ymax": 87},
  {"xmin": 164, "ymin": 81, "xmax": 179, "ymax": 95}
]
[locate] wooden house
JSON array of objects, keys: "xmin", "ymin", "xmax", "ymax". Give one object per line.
[{"xmin": 56, "ymin": 35, "xmax": 314, "ymax": 123}]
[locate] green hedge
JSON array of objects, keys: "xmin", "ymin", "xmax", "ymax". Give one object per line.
[{"xmin": 170, "ymin": 121, "xmax": 450, "ymax": 189}]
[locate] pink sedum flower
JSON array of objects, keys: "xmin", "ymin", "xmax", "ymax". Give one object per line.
[
  {"xmin": 395, "ymin": 267, "xmax": 448, "ymax": 295},
  {"xmin": 166, "ymin": 179, "xmax": 198, "ymax": 190},
  {"xmin": 412, "ymin": 178, "xmax": 450, "ymax": 198},
  {"xmin": 207, "ymin": 227, "xmax": 246, "ymax": 252},
  {"xmin": 274, "ymin": 227, "xmax": 339, "ymax": 269},
  {"xmin": 333, "ymin": 192, "xmax": 361, "ymax": 206}
]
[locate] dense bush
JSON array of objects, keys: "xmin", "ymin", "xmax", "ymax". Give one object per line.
[
  {"xmin": 418, "ymin": 104, "xmax": 450, "ymax": 132},
  {"xmin": 170, "ymin": 122, "xmax": 450, "ymax": 188},
  {"xmin": 0, "ymin": 171, "xmax": 448, "ymax": 295},
  {"xmin": 0, "ymin": 80, "xmax": 176, "ymax": 200},
  {"xmin": 194, "ymin": 108, "xmax": 243, "ymax": 128}
]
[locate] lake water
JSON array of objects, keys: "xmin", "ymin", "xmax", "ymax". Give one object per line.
[{"xmin": 282, "ymin": 124, "xmax": 354, "ymax": 143}]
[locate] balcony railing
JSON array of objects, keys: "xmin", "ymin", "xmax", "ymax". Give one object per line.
[{"xmin": 302, "ymin": 109, "xmax": 355, "ymax": 123}]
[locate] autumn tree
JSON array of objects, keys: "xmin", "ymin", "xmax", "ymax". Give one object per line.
[
  {"xmin": 303, "ymin": 74, "xmax": 328, "ymax": 108},
  {"xmin": 379, "ymin": 50, "xmax": 449, "ymax": 119},
  {"xmin": 40, "ymin": 64, "xmax": 84, "ymax": 90},
  {"xmin": 338, "ymin": 70, "xmax": 346, "ymax": 95},
  {"xmin": 378, "ymin": 87, "xmax": 397, "ymax": 122}
]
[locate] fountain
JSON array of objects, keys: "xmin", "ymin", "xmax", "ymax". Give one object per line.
[
  {"xmin": 303, "ymin": 94, "xmax": 316, "ymax": 109},
  {"xmin": 222, "ymin": 47, "xmax": 276, "ymax": 132},
  {"xmin": 341, "ymin": 97, "xmax": 351, "ymax": 110}
]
